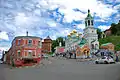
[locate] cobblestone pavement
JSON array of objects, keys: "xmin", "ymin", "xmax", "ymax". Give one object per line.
[{"xmin": 2, "ymin": 56, "xmax": 120, "ymax": 80}]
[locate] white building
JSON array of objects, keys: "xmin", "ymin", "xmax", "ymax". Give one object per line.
[
  {"xmin": 65, "ymin": 30, "xmax": 82, "ymax": 53},
  {"xmin": 65, "ymin": 9, "xmax": 99, "ymax": 56}
]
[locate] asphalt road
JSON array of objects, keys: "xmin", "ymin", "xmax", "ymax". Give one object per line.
[{"xmin": 1, "ymin": 57, "xmax": 120, "ymax": 80}]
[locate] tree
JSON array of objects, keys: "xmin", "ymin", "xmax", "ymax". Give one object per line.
[
  {"xmin": 97, "ymin": 28, "xmax": 102, "ymax": 39},
  {"xmin": 51, "ymin": 37, "xmax": 65, "ymax": 52},
  {"xmin": 116, "ymin": 22, "xmax": 120, "ymax": 36},
  {"xmin": 51, "ymin": 40, "xmax": 57, "ymax": 52},
  {"xmin": 110, "ymin": 23, "xmax": 117, "ymax": 35},
  {"xmin": 56, "ymin": 37, "xmax": 65, "ymax": 46}
]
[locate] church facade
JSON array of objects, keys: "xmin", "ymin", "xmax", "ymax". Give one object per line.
[{"xmin": 65, "ymin": 9, "xmax": 99, "ymax": 58}]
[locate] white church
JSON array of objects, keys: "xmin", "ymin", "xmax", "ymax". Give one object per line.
[{"xmin": 65, "ymin": 9, "xmax": 99, "ymax": 57}]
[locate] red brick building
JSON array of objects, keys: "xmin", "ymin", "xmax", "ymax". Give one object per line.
[
  {"xmin": 104, "ymin": 28, "xmax": 111, "ymax": 36},
  {"xmin": 100, "ymin": 43, "xmax": 114, "ymax": 51},
  {"xmin": 6, "ymin": 36, "xmax": 42, "ymax": 66},
  {"xmin": 55, "ymin": 47, "xmax": 65, "ymax": 54},
  {"xmin": 42, "ymin": 36, "xmax": 52, "ymax": 53}
]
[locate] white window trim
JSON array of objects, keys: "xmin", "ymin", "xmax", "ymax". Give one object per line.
[
  {"xmin": 17, "ymin": 50, "xmax": 21, "ymax": 57},
  {"xmin": 18, "ymin": 39, "xmax": 21, "ymax": 45},
  {"xmin": 24, "ymin": 50, "xmax": 27, "ymax": 57},
  {"xmin": 28, "ymin": 39, "xmax": 32, "ymax": 44}
]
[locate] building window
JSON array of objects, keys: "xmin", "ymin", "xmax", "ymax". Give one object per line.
[
  {"xmin": 91, "ymin": 20, "xmax": 93, "ymax": 26},
  {"xmin": 18, "ymin": 40, "xmax": 21, "ymax": 45},
  {"xmin": 95, "ymin": 44, "xmax": 98, "ymax": 49},
  {"xmin": 28, "ymin": 40, "xmax": 32, "ymax": 45},
  {"xmin": 17, "ymin": 50, "xmax": 21, "ymax": 57},
  {"xmin": 28, "ymin": 50, "xmax": 32, "ymax": 57},
  {"xmin": 38, "ymin": 41, "xmax": 41, "ymax": 46},
  {"xmin": 24, "ymin": 51, "xmax": 28, "ymax": 56},
  {"xmin": 91, "ymin": 44, "xmax": 94, "ymax": 49},
  {"xmin": 85, "ymin": 21, "xmax": 87, "ymax": 27}
]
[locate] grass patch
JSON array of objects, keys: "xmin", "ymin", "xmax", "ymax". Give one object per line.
[{"xmin": 99, "ymin": 36, "xmax": 120, "ymax": 51}]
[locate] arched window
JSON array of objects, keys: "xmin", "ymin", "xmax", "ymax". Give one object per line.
[
  {"xmin": 91, "ymin": 44, "xmax": 94, "ymax": 49},
  {"xmin": 95, "ymin": 44, "xmax": 98, "ymax": 49},
  {"xmin": 85, "ymin": 21, "xmax": 87, "ymax": 27},
  {"xmin": 88, "ymin": 20, "xmax": 90, "ymax": 26},
  {"xmin": 91, "ymin": 20, "xmax": 93, "ymax": 26},
  {"xmin": 17, "ymin": 50, "xmax": 21, "ymax": 57}
]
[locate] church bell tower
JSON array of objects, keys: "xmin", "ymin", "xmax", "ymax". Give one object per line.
[{"xmin": 83, "ymin": 9, "xmax": 99, "ymax": 54}]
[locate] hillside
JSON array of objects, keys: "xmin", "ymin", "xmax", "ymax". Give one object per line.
[{"xmin": 99, "ymin": 36, "xmax": 120, "ymax": 51}]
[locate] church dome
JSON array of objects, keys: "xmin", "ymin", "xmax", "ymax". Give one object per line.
[
  {"xmin": 78, "ymin": 33, "xmax": 82, "ymax": 36},
  {"xmin": 72, "ymin": 29, "xmax": 77, "ymax": 33},
  {"xmin": 70, "ymin": 32, "xmax": 73, "ymax": 35},
  {"xmin": 76, "ymin": 34, "xmax": 79, "ymax": 37},
  {"xmin": 67, "ymin": 34, "xmax": 71, "ymax": 37}
]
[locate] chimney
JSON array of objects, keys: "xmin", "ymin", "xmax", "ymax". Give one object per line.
[{"xmin": 26, "ymin": 31, "xmax": 28, "ymax": 36}]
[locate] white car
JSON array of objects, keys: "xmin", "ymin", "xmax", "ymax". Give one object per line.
[
  {"xmin": 95, "ymin": 56, "xmax": 115, "ymax": 64},
  {"xmin": 42, "ymin": 54, "xmax": 48, "ymax": 58},
  {"xmin": 0, "ymin": 60, "xmax": 3, "ymax": 64}
]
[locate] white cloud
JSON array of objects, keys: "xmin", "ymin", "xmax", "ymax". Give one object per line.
[
  {"xmin": 116, "ymin": 0, "xmax": 120, "ymax": 2},
  {"xmin": 46, "ymin": 21, "xmax": 57, "ymax": 27},
  {"xmin": 0, "ymin": 31, "xmax": 9, "ymax": 40},
  {"xmin": 61, "ymin": 28, "xmax": 72, "ymax": 35},
  {"xmin": 0, "ymin": 0, "xmax": 119, "ymax": 43},
  {"xmin": 98, "ymin": 25, "xmax": 110, "ymax": 31},
  {"xmin": 15, "ymin": 13, "xmax": 31, "ymax": 26},
  {"xmin": 0, "ymin": 47, "xmax": 9, "ymax": 51},
  {"xmin": 76, "ymin": 24, "xmax": 85, "ymax": 30},
  {"xmin": 45, "ymin": 0, "xmax": 117, "ymax": 22},
  {"xmin": 95, "ymin": 19, "xmax": 106, "ymax": 22},
  {"xmin": 114, "ymin": 4, "xmax": 120, "ymax": 10},
  {"xmin": 0, "ymin": 41, "xmax": 10, "ymax": 51},
  {"xmin": 59, "ymin": 9, "xmax": 86, "ymax": 22},
  {"xmin": 34, "ymin": 9, "xmax": 41, "ymax": 16}
]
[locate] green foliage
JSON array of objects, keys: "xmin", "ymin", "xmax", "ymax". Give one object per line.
[
  {"xmin": 51, "ymin": 37, "xmax": 65, "ymax": 52},
  {"xmin": 99, "ymin": 36, "xmax": 120, "ymax": 51},
  {"xmin": 49, "ymin": 52, "xmax": 54, "ymax": 55},
  {"xmin": 110, "ymin": 22, "xmax": 120, "ymax": 36},
  {"xmin": 96, "ymin": 28, "xmax": 102, "ymax": 39}
]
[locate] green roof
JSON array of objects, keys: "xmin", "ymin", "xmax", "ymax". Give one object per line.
[
  {"xmin": 78, "ymin": 38, "xmax": 87, "ymax": 48},
  {"xmin": 91, "ymin": 40, "xmax": 96, "ymax": 43},
  {"xmin": 85, "ymin": 9, "xmax": 93, "ymax": 19},
  {"xmin": 101, "ymin": 43, "xmax": 113, "ymax": 46}
]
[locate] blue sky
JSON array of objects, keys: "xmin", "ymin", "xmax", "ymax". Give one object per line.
[{"xmin": 0, "ymin": 0, "xmax": 120, "ymax": 54}]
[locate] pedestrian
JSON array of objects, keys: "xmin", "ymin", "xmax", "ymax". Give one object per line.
[
  {"xmin": 74, "ymin": 53, "xmax": 76, "ymax": 59},
  {"xmin": 115, "ymin": 53, "xmax": 119, "ymax": 62},
  {"xmin": 69, "ymin": 52, "xmax": 72, "ymax": 59}
]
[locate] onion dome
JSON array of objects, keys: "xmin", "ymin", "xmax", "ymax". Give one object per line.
[
  {"xmin": 73, "ymin": 29, "xmax": 77, "ymax": 33},
  {"xmin": 70, "ymin": 32, "xmax": 73, "ymax": 35},
  {"xmin": 78, "ymin": 33, "xmax": 82, "ymax": 36},
  {"xmin": 76, "ymin": 34, "xmax": 79, "ymax": 37},
  {"xmin": 67, "ymin": 34, "xmax": 71, "ymax": 37}
]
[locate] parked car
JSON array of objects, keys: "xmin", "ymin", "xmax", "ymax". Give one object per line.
[
  {"xmin": 0, "ymin": 60, "xmax": 3, "ymax": 64},
  {"xmin": 42, "ymin": 54, "xmax": 48, "ymax": 59},
  {"xmin": 95, "ymin": 56, "xmax": 115, "ymax": 64}
]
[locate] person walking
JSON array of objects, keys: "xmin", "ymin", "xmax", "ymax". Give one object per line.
[{"xmin": 115, "ymin": 53, "xmax": 119, "ymax": 62}]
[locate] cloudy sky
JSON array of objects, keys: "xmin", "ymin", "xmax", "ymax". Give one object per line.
[{"xmin": 0, "ymin": 0, "xmax": 120, "ymax": 53}]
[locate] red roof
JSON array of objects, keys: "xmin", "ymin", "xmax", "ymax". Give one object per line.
[{"xmin": 104, "ymin": 28, "xmax": 111, "ymax": 32}]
